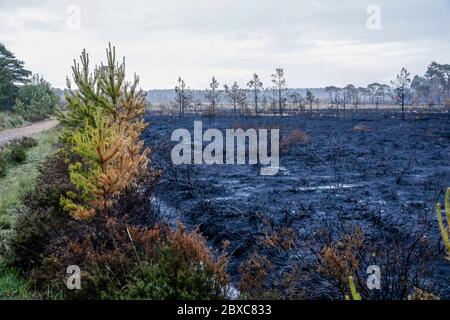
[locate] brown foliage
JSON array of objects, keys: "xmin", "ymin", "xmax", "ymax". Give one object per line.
[
  {"xmin": 280, "ymin": 129, "xmax": 310, "ymax": 154},
  {"xmin": 237, "ymin": 212, "xmax": 305, "ymax": 299},
  {"xmin": 317, "ymin": 227, "xmax": 364, "ymax": 295},
  {"xmin": 239, "ymin": 253, "xmax": 273, "ymax": 299},
  {"xmin": 28, "ymin": 218, "xmax": 229, "ymax": 299},
  {"xmin": 259, "ymin": 214, "xmax": 295, "ymax": 251},
  {"xmin": 408, "ymin": 288, "xmax": 440, "ymax": 300}
]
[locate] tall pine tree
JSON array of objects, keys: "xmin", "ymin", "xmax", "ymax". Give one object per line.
[{"xmin": 0, "ymin": 43, "xmax": 31, "ymax": 111}]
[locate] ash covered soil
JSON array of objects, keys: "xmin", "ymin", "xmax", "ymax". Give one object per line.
[{"xmin": 142, "ymin": 113, "xmax": 450, "ymax": 299}]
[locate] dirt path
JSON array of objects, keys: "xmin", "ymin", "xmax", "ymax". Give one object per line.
[{"xmin": 0, "ymin": 119, "xmax": 59, "ymax": 145}]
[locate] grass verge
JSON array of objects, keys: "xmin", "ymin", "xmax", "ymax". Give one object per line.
[
  {"xmin": 0, "ymin": 112, "xmax": 29, "ymax": 131},
  {"xmin": 0, "ymin": 266, "xmax": 33, "ymax": 300},
  {"xmin": 0, "ymin": 128, "xmax": 60, "ymax": 300},
  {"xmin": 0, "ymin": 128, "xmax": 60, "ymax": 231}
]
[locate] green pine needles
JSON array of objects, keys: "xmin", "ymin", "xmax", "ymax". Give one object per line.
[
  {"xmin": 345, "ymin": 276, "xmax": 362, "ymax": 300},
  {"xmin": 436, "ymin": 187, "xmax": 450, "ymax": 260},
  {"xmin": 57, "ymin": 43, "xmax": 149, "ymax": 221}
]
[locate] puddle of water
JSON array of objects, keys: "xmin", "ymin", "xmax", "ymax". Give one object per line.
[
  {"xmin": 150, "ymin": 197, "xmax": 179, "ymax": 227},
  {"xmin": 272, "ymin": 166, "xmax": 290, "ymax": 175},
  {"xmin": 297, "ymin": 183, "xmax": 362, "ymax": 191},
  {"xmin": 214, "ymin": 191, "xmax": 251, "ymax": 201},
  {"xmin": 227, "ymin": 285, "xmax": 240, "ymax": 300}
]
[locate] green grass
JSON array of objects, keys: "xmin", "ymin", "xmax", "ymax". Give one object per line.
[
  {"xmin": 0, "ymin": 129, "xmax": 60, "ymax": 231},
  {"xmin": 0, "ymin": 266, "xmax": 34, "ymax": 300},
  {"xmin": 0, "ymin": 128, "xmax": 60, "ymax": 300},
  {"xmin": 0, "ymin": 112, "xmax": 29, "ymax": 130}
]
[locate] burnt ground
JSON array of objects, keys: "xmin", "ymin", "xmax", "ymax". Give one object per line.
[{"xmin": 142, "ymin": 111, "xmax": 450, "ymax": 299}]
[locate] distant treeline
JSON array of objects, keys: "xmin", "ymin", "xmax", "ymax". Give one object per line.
[
  {"xmin": 146, "ymin": 88, "xmax": 327, "ymax": 104},
  {"xmin": 0, "ymin": 43, "xmax": 63, "ymax": 124},
  {"xmin": 148, "ymin": 62, "xmax": 450, "ymax": 111},
  {"xmin": 3, "ymin": 38, "xmax": 448, "ymax": 117}
]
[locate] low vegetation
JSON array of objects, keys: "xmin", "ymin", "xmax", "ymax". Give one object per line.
[
  {"xmin": 280, "ymin": 129, "xmax": 311, "ymax": 154},
  {"xmin": 0, "ymin": 112, "xmax": 29, "ymax": 130},
  {"xmin": 0, "ymin": 130, "xmax": 59, "ymax": 300},
  {"xmin": 0, "ymin": 131, "xmax": 58, "ymax": 231},
  {"xmin": 14, "ymin": 74, "xmax": 59, "ymax": 122},
  {"xmin": 0, "ymin": 266, "xmax": 33, "ymax": 300}
]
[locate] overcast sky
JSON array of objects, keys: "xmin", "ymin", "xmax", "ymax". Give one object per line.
[{"xmin": 1, "ymin": 0, "xmax": 449, "ymax": 89}]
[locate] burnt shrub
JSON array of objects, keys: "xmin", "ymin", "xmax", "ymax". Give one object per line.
[
  {"xmin": 111, "ymin": 169, "xmax": 162, "ymax": 227},
  {"xmin": 316, "ymin": 227, "xmax": 365, "ymax": 298},
  {"xmin": 239, "ymin": 253, "xmax": 273, "ymax": 299},
  {"xmin": 280, "ymin": 129, "xmax": 310, "ymax": 155},
  {"xmin": 30, "ymin": 220, "xmax": 229, "ymax": 300},
  {"xmin": 237, "ymin": 208, "xmax": 442, "ymax": 300},
  {"xmin": 408, "ymin": 288, "xmax": 440, "ymax": 300},
  {"xmin": 78, "ymin": 228, "xmax": 229, "ymax": 300},
  {"xmin": 311, "ymin": 223, "xmax": 439, "ymax": 299}
]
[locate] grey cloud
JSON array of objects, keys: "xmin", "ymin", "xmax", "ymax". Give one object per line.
[{"xmin": 1, "ymin": 0, "xmax": 449, "ymax": 88}]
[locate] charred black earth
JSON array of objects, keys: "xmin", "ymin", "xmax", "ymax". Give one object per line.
[{"xmin": 142, "ymin": 112, "xmax": 450, "ymax": 299}]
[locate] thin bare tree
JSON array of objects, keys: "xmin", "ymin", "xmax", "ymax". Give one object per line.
[
  {"xmin": 391, "ymin": 67, "xmax": 412, "ymax": 120},
  {"xmin": 224, "ymin": 81, "xmax": 246, "ymax": 116},
  {"xmin": 174, "ymin": 77, "xmax": 192, "ymax": 116},
  {"xmin": 306, "ymin": 89, "xmax": 315, "ymax": 117},
  {"xmin": 205, "ymin": 76, "xmax": 220, "ymax": 112},
  {"xmin": 290, "ymin": 92, "xmax": 304, "ymax": 115},
  {"xmin": 271, "ymin": 68, "xmax": 287, "ymax": 115},
  {"xmin": 247, "ymin": 73, "xmax": 263, "ymax": 115}
]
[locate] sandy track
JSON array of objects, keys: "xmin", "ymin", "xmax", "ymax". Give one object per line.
[{"xmin": 0, "ymin": 119, "xmax": 59, "ymax": 145}]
